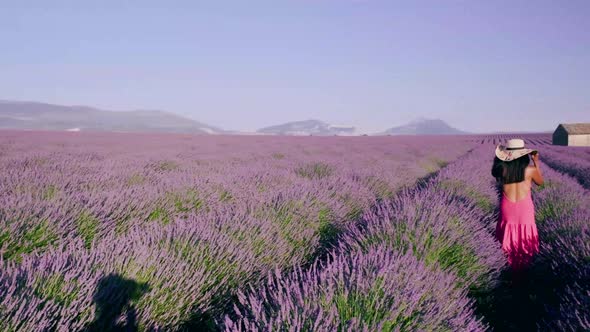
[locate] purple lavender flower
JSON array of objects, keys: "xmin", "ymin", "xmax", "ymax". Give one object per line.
[{"xmin": 225, "ymin": 245, "xmax": 485, "ymax": 331}]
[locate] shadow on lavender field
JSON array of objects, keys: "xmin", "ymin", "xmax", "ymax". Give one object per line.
[
  {"xmin": 86, "ymin": 274, "xmax": 149, "ymax": 332},
  {"xmin": 475, "ymin": 254, "xmax": 574, "ymax": 332},
  {"xmin": 475, "ymin": 265, "xmax": 536, "ymax": 331}
]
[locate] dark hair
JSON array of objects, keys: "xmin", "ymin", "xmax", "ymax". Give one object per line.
[{"xmin": 491, "ymin": 154, "xmax": 530, "ymax": 184}]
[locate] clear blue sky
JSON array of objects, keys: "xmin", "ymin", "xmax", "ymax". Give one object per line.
[{"xmin": 1, "ymin": 1, "xmax": 589, "ymax": 133}]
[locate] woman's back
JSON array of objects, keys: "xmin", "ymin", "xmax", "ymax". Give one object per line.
[{"xmin": 502, "ymin": 166, "xmax": 536, "ymax": 202}]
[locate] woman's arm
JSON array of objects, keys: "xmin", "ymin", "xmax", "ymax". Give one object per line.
[{"xmin": 531, "ymin": 152, "xmax": 544, "ymax": 186}]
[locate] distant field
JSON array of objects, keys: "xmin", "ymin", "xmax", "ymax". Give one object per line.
[{"xmin": 0, "ymin": 131, "xmax": 587, "ymax": 331}]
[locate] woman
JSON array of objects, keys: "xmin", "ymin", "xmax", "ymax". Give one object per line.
[{"xmin": 491, "ymin": 138, "xmax": 544, "ymax": 273}]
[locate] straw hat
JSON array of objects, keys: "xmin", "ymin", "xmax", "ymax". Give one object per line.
[{"xmin": 495, "ymin": 138, "xmax": 537, "ymax": 162}]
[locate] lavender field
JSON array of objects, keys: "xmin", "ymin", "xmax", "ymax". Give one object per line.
[{"xmin": 0, "ymin": 131, "xmax": 588, "ymax": 331}]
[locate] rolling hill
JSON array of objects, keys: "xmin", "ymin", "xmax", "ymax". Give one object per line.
[
  {"xmin": 257, "ymin": 119, "xmax": 356, "ymax": 136},
  {"xmin": 0, "ymin": 100, "xmax": 221, "ymax": 134},
  {"xmin": 380, "ymin": 118, "xmax": 468, "ymax": 135}
]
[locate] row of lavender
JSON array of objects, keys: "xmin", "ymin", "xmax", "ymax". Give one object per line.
[
  {"xmin": 539, "ymin": 145, "xmax": 590, "ymax": 190},
  {"xmin": 0, "ymin": 131, "xmax": 470, "ymax": 330},
  {"xmin": 527, "ymin": 143, "xmax": 590, "ymax": 331},
  {"xmin": 225, "ymin": 146, "xmax": 507, "ymax": 330},
  {"xmin": 471, "ymin": 133, "xmax": 552, "ymax": 146}
]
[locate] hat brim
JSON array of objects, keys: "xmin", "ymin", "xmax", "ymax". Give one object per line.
[{"xmin": 495, "ymin": 145, "xmax": 537, "ymax": 162}]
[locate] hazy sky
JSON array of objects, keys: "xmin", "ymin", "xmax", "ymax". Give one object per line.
[{"xmin": 1, "ymin": 1, "xmax": 589, "ymax": 133}]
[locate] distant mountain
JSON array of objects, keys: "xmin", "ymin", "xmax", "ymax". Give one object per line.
[
  {"xmin": 0, "ymin": 100, "xmax": 222, "ymax": 134},
  {"xmin": 257, "ymin": 119, "xmax": 356, "ymax": 136},
  {"xmin": 380, "ymin": 118, "xmax": 468, "ymax": 135}
]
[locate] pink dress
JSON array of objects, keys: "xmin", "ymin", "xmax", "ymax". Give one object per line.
[{"xmin": 495, "ymin": 189, "xmax": 540, "ymax": 270}]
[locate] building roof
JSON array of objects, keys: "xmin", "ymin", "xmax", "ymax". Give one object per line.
[{"xmin": 558, "ymin": 123, "xmax": 590, "ymax": 135}]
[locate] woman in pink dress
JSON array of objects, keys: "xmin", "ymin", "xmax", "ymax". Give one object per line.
[{"xmin": 491, "ymin": 139, "xmax": 544, "ymax": 274}]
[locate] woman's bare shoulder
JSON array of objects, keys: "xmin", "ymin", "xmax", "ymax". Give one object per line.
[{"xmin": 525, "ymin": 166, "xmax": 536, "ymax": 178}]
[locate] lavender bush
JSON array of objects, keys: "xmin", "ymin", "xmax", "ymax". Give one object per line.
[
  {"xmin": 225, "ymin": 245, "xmax": 485, "ymax": 331},
  {"xmin": 341, "ymin": 186, "xmax": 504, "ymax": 293},
  {"xmin": 0, "ymin": 218, "xmax": 261, "ymax": 330}
]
